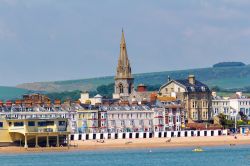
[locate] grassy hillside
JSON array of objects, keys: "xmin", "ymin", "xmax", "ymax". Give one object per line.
[
  {"xmin": 0, "ymin": 86, "xmax": 30, "ymax": 101},
  {"xmin": 16, "ymin": 65, "xmax": 250, "ymax": 92}
]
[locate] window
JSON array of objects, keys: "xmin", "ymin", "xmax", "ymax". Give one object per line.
[
  {"xmin": 178, "ymin": 88, "xmax": 180, "ymax": 92},
  {"xmin": 59, "ymin": 121, "xmax": 66, "ymax": 126},
  {"xmin": 224, "ymin": 108, "xmax": 228, "ymax": 114},
  {"xmin": 128, "ymin": 83, "xmax": 132, "ymax": 94},
  {"xmin": 38, "ymin": 121, "xmax": 47, "ymax": 127},
  {"xmin": 119, "ymin": 84, "xmax": 124, "ymax": 93},
  {"xmin": 14, "ymin": 122, "xmax": 24, "ymax": 127},
  {"xmin": 0, "ymin": 122, "xmax": 3, "ymax": 128},
  {"xmin": 28, "ymin": 121, "xmax": 35, "ymax": 126},
  {"xmin": 240, "ymin": 108, "xmax": 245, "ymax": 113},
  {"xmin": 46, "ymin": 121, "xmax": 54, "ymax": 126},
  {"xmin": 201, "ymin": 86, "xmax": 206, "ymax": 92}
]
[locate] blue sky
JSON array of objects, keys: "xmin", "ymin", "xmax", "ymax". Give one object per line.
[{"xmin": 0, "ymin": 0, "xmax": 250, "ymax": 86}]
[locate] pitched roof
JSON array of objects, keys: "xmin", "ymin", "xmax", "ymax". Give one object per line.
[
  {"xmin": 159, "ymin": 79, "xmax": 210, "ymax": 93},
  {"xmin": 175, "ymin": 79, "xmax": 210, "ymax": 93}
]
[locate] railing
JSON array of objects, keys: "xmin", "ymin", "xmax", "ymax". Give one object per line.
[
  {"xmin": 8, "ymin": 127, "xmax": 25, "ymax": 132},
  {"xmin": 26, "ymin": 127, "xmax": 67, "ymax": 133}
]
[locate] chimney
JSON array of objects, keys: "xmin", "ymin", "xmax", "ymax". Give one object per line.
[
  {"xmin": 137, "ymin": 84, "xmax": 147, "ymax": 92},
  {"xmin": 188, "ymin": 75, "xmax": 195, "ymax": 84},
  {"xmin": 236, "ymin": 92, "xmax": 242, "ymax": 98},
  {"xmin": 212, "ymin": 91, "xmax": 217, "ymax": 97},
  {"xmin": 168, "ymin": 76, "xmax": 171, "ymax": 82}
]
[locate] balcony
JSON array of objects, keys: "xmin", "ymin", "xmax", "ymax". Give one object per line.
[
  {"xmin": 37, "ymin": 128, "xmax": 54, "ymax": 132},
  {"xmin": 8, "ymin": 127, "xmax": 25, "ymax": 133},
  {"xmin": 26, "ymin": 127, "xmax": 67, "ymax": 133}
]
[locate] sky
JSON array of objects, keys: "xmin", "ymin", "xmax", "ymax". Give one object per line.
[{"xmin": 0, "ymin": 0, "xmax": 250, "ymax": 86}]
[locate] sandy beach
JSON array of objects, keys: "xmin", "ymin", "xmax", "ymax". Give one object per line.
[{"xmin": 1, "ymin": 135, "xmax": 250, "ymax": 154}]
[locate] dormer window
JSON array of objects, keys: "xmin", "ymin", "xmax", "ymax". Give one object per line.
[{"xmin": 201, "ymin": 86, "xmax": 206, "ymax": 92}]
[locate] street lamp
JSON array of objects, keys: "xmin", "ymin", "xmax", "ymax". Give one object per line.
[
  {"xmin": 230, "ymin": 110, "xmax": 237, "ymax": 134},
  {"xmin": 234, "ymin": 114, "xmax": 237, "ymax": 134}
]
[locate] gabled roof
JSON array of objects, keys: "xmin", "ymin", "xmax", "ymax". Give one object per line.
[
  {"xmin": 159, "ymin": 79, "xmax": 210, "ymax": 93},
  {"xmin": 94, "ymin": 94, "xmax": 103, "ymax": 98}
]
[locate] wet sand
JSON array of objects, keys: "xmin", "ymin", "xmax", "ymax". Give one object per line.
[{"xmin": 0, "ymin": 135, "xmax": 249, "ymax": 154}]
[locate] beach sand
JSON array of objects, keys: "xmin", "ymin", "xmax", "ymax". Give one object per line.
[{"xmin": 0, "ymin": 135, "xmax": 250, "ymax": 154}]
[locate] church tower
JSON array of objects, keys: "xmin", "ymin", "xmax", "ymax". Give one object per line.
[{"xmin": 113, "ymin": 30, "xmax": 134, "ymax": 99}]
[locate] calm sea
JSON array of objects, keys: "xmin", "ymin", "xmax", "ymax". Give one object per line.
[{"xmin": 1, "ymin": 145, "xmax": 250, "ymax": 166}]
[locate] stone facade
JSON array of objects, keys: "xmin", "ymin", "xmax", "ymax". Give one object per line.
[
  {"xmin": 159, "ymin": 75, "xmax": 212, "ymax": 122},
  {"xmin": 113, "ymin": 30, "xmax": 134, "ymax": 99}
]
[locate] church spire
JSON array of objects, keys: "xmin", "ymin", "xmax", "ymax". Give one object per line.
[
  {"xmin": 120, "ymin": 29, "xmax": 126, "ymax": 46},
  {"xmin": 116, "ymin": 30, "xmax": 132, "ymax": 79},
  {"xmin": 113, "ymin": 30, "xmax": 134, "ymax": 99}
]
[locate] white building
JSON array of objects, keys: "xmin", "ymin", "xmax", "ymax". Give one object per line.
[
  {"xmin": 230, "ymin": 92, "xmax": 250, "ymax": 120},
  {"xmin": 79, "ymin": 92, "xmax": 103, "ymax": 105},
  {"xmin": 212, "ymin": 92, "xmax": 250, "ymax": 120},
  {"xmin": 100, "ymin": 105, "xmax": 154, "ymax": 133},
  {"xmin": 212, "ymin": 92, "xmax": 231, "ymax": 119}
]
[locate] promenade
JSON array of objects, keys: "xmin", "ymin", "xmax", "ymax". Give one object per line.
[{"xmin": 0, "ymin": 135, "xmax": 249, "ymax": 154}]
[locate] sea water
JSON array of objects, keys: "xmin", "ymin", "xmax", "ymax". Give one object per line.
[{"xmin": 0, "ymin": 145, "xmax": 250, "ymax": 166}]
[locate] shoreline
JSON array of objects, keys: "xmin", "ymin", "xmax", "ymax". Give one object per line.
[{"xmin": 1, "ymin": 135, "xmax": 250, "ymax": 154}]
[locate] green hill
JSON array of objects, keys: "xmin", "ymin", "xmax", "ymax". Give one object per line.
[
  {"xmin": 0, "ymin": 86, "xmax": 30, "ymax": 101},
  {"xmin": 16, "ymin": 65, "xmax": 250, "ymax": 93}
]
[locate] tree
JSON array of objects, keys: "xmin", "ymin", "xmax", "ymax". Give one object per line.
[
  {"xmin": 239, "ymin": 111, "xmax": 248, "ymax": 122},
  {"xmin": 213, "ymin": 62, "xmax": 245, "ymax": 68},
  {"xmin": 218, "ymin": 113, "xmax": 227, "ymax": 127},
  {"xmin": 96, "ymin": 83, "xmax": 114, "ymax": 98},
  {"xmin": 217, "ymin": 113, "xmax": 234, "ymax": 129},
  {"xmin": 146, "ymin": 84, "xmax": 161, "ymax": 91},
  {"xmin": 211, "ymin": 86, "xmax": 222, "ymax": 92}
]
